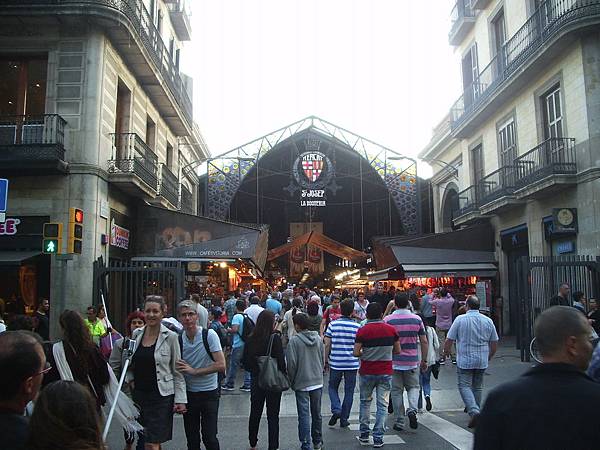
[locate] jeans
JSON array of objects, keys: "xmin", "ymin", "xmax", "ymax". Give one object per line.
[
  {"xmin": 224, "ymin": 346, "xmax": 251, "ymax": 388},
  {"xmin": 249, "ymin": 378, "xmax": 282, "ymax": 450},
  {"xmin": 183, "ymin": 389, "xmax": 220, "ymax": 450},
  {"xmin": 457, "ymin": 368, "xmax": 485, "ymax": 416},
  {"xmin": 437, "ymin": 328, "xmax": 455, "ymax": 359},
  {"xmin": 418, "ymin": 367, "xmax": 432, "ymax": 409},
  {"xmin": 391, "ymin": 369, "xmax": 420, "ymax": 426},
  {"xmin": 359, "ymin": 374, "xmax": 391, "ymax": 442},
  {"xmin": 328, "ymin": 369, "xmax": 357, "ymax": 421},
  {"xmin": 295, "ymin": 388, "xmax": 323, "ymax": 450}
]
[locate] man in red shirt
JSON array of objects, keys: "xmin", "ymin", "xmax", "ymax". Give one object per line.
[{"xmin": 353, "ymin": 303, "xmax": 400, "ymax": 448}]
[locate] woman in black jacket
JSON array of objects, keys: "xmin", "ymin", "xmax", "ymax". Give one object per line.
[{"xmin": 242, "ymin": 310, "xmax": 286, "ymax": 450}]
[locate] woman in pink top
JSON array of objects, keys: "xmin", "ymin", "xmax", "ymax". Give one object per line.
[{"xmin": 430, "ymin": 289, "xmax": 456, "ymax": 364}]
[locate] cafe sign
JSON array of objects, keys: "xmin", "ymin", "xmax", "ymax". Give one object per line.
[
  {"xmin": 0, "ymin": 218, "xmax": 20, "ymax": 235},
  {"xmin": 110, "ymin": 218, "xmax": 130, "ymax": 250}
]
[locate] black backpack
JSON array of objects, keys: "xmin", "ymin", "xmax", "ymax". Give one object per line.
[
  {"xmin": 239, "ymin": 313, "xmax": 255, "ymax": 342},
  {"xmin": 178, "ymin": 328, "xmax": 214, "ymax": 362}
]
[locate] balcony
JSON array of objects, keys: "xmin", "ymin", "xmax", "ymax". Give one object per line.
[
  {"xmin": 108, "ymin": 133, "xmax": 159, "ymax": 198},
  {"xmin": 453, "ymin": 185, "xmax": 482, "ymax": 225},
  {"xmin": 179, "ymin": 184, "xmax": 195, "ymax": 214},
  {"xmin": 514, "ymin": 137, "xmax": 577, "ymax": 198},
  {"xmin": 449, "ymin": 0, "xmax": 476, "ymax": 46},
  {"xmin": 167, "ymin": 0, "xmax": 191, "ymax": 41},
  {"xmin": 470, "ymin": 0, "xmax": 492, "ymax": 9},
  {"xmin": 158, "ymin": 164, "xmax": 179, "ymax": 207},
  {"xmin": 0, "ymin": 114, "xmax": 68, "ymax": 175},
  {"xmin": 0, "ymin": 0, "xmax": 194, "ymax": 135},
  {"xmin": 450, "ymin": 0, "xmax": 600, "ymax": 135},
  {"xmin": 477, "ymin": 165, "xmax": 523, "ymax": 215}
]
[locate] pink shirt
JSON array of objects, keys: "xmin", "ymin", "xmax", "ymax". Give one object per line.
[{"xmin": 431, "ymin": 296, "xmax": 455, "ymax": 330}]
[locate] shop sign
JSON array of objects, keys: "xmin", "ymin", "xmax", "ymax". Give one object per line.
[
  {"xmin": 110, "ymin": 219, "xmax": 130, "ymax": 250},
  {"xmin": 556, "ymin": 241, "xmax": 575, "ymax": 255},
  {"xmin": 0, "ymin": 178, "xmax": 8, "ymax": 223},
  {"xmin": 552, "ymin": 208, "xmax": 578, "ymax": 234},
  {"xmin": 0, "ymin": 218, "xmax": 20, "ymax": 235}
]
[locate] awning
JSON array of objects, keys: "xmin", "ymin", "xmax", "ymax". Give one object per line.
[
  {"xmin": 402, "ymin": 262, "xmax": 497, "ymax": 278},
  {"xmin": 0, "ymin": 250, "xmax": 42, "ymax": 266},
  {"xmin": 368, "ymin": 262, "xmax": 497, "ymax": 281},
  {"xmin": 267, "ymin": 231, "xmax": 367, "ymax": 262}
]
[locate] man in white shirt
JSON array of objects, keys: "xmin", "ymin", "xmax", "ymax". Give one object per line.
[
  {"xmin": 244, "ymin": 296, "xmax": 264, "ymax": 324},
  {"xmin": 191, "ymin": 294, "xmax": 209, "ymax": 328}
]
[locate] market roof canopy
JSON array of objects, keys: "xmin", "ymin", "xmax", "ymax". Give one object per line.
[{"xmin": 268, "ymin": 231, "xmax": 367, "ymax": 262}]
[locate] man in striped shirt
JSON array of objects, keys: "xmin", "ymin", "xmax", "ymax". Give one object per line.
[
  {"xmin": 384, "ymin": 293, "xmax": 428, "ymax": 430},
  {"xmin": 354, "ymin": 303, "xmax": 400, "ymax": 448},
  {"xmin": 324, "ymin": 299, "xmax": 361, "ymax": 428}
]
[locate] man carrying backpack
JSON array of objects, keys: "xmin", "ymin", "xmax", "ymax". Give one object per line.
[
  {"xmin": 223, "ymin": 299, "xmax": 252, "ymax": 392},
  {"xmin": 176, "ymin": 300, "xmax": 226, "ymax": 450}
]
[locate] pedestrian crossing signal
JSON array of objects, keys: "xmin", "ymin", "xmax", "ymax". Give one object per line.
[
  {"xmin": 42, "ymin": 222, "xmax": 63, "ymax": 254},
  {"xmin": 68, "ymin": 207, "xmax": 83, "ymax": 254}
]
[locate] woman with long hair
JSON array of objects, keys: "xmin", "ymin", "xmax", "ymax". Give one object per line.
[
  {"xmin": 109, "ymin": 310, "xmax": 146, "ymax": 450},
  {"xmin": 127, "ymin": 296, "xmax": 187, "ymax": 450},
  {"xmin": 242, "ymin": 310, "xmax": 286, "ymax": 450},
  {"xmin": 27, "ymin": 380, "xmax": 105, "ymax": 450},
  {"xmin": 45, "ymin": 310, "xmax": 110, "ymax": 409}
]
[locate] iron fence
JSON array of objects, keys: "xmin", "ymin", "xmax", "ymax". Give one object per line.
[
  {"xmin": 514, "ymin": 137, "xmax": 577, "ymax": 188},
  {"xmin": 159, "ymin": 163, "xmax": 180, "ymax": 206},
  {"xmin": 179, "ymin": 184, "xmax": 194, "ymax": 214},
  {"xmin": 454, "ymin": 184, "xmax": 479, "ymax": 217},
  {"xmin": 477, "ymin": 165, "xmax": 517, "ymax": 206},
  {"xmin": 109, "ymin": 133, "xmax": 159, "ymax": 190}
]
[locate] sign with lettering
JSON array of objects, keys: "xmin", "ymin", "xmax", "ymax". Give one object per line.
[
  {"xmin": 0, "ymin": 218, "xmax": 20, "ymax": 235},
  {"xmin": 0, "ymin": 178, "xmax": 8, "ymax": 223},
  {"xmin": 110, "ymin": 219, "xmax": 130, "ymax": 250}
]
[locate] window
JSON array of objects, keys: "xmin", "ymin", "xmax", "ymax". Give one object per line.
[
  {"xmin": 471, "ymin": 144, "xmax": 484, "ymax": 185},
  {"xmin": 491, "ymin": 9, "xmax": 506, "ymax": 74},
  {"xmin": 498, "ymin": 118, "xmax": 517, "ymax": 167},
  {"xmin": 145, "ymin": 115, "xmax": 156, "ymax": 152},
  {"xmin": 543, "ymin": 86, "xmax": 563, "ymax": 139},
  {"xmin": 0, "ymin": 56, "xmax": 47, "ymax": 116},
  {"xmin": 166, "ymin": 143, "xmax": 174, "ymax": 171},
  {"xmin": 461, "ymin": 43, "xmax": 479, "ymax": 106}
]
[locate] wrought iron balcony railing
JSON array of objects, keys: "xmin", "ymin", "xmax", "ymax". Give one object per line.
[
  {"xmin": 167, "ymin": 0, "xmax": 191, "ymax": 41},
  {"xmin": 477, "ymin": 165, "xmax": 517, "ymax": 206},
  {"xmin": 2, "ymin": 0, "xmax": 193, "ymax": 128},
  {"xmin": 159, "ymin": 163, "xmax": 179, "ymax": 207},
  {"xmin": 514, "ymin": 137, "xmax": 577, "ymax": 188},
  {"xmin": 449, "ymin": 0, "xmax": 476, "ymax": 42},
  {"xmin": 0, "ymin": 114, "xmax": 67, "ymax": 161},
  {"xmin": 179, "ymin": 184, "xmax": 194, "ymax": 214},
  {"xmin": 109, "ymin": 133, "xmax": 159, "ymax": 191},
  {"xmin": 451, "ymin": 0, "xmax": 600, "ymax": 128},
  {"xmin": 455, "ymin": 184, "xmax": 480, "ymax": 218}
]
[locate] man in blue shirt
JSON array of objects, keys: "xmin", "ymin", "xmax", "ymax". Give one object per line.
[
  {"xmin": 265, "ymin": 294, "xmax": 283, "ymax": 317},
  {"xmin": 324, "ymin": 299, "xmax": 361, "ymax": 428},
  {"xmin": 177, "ymin": 300, "xmax": 226, "ymax": 450},
  {"xmin": 223, "ymin": 299, "xmax": 251, "ymax": 392},
  {"xmin": 444, "ymin": 295, "xmax": 498, "ymax": 428}
]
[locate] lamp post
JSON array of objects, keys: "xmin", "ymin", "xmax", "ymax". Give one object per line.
[{"xmin": 424, "ymin": 158, "xmax": 459, "ymax": 179}]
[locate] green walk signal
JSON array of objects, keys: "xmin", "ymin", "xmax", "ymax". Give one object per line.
[{"xmin": 43, "ymin": 238, "xmax": 59, "ymax": 254}]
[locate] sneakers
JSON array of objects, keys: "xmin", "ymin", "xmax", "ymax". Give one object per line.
[
  {"xmin": 373, "ymin": 440, "xmax": 384, "ymax": 448},
  {"xmin": 356, "ymin": 434, "xmax": 370, "ymax": 446},
  {"xmin": 340, "ymin": 419, "xmax": 350, "ymax": 428},
  {"xmin": 392, "ymin": 423, "xmax": 404, "ymax": 432},
  {"xmin": 313, "ymin": 442, "xmax": 323, "ymax": 450},
  {"xmin": 328, "ymin": 414, "xmax": 340, "ymax": 427},
  {"xmin": 439, "ymin": 357, "xmax": 446, "ymax": 365},
  {"xmin": 408, "ymin": 410, "xmax": 418, "ymax": 429},
  {"xmin": 221, "ymin": 385, "xmax": 234, "ymax": 391},
  {"xmin": 239, "ymin": 385, "xmax": 251, "ymax": 392},
  {"xmin": 425, "ymin": 395, "xmax": 432, "ymax": 412}
]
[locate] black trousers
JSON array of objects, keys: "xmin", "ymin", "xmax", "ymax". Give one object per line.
[
  {"xmin": 183, "ymin": 389, "xmax": 220, "ymax": 450},
  {"xmin": 249, "ymin": 377, "xmax": 282, "ymax": 450}
]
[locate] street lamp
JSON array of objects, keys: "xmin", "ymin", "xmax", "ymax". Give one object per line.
[{"xmin": 423, "ymin": 158, "xmax": 459, "ymax": 179}]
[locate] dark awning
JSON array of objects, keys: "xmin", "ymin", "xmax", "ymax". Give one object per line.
[{"xmin": 0, "ymin": 250, "xmax": 41, "ymax": 266}]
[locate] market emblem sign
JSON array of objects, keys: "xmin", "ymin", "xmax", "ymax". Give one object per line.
[{"xmin": 288, "ymin": 138, "xmax": 338, "ymax": 207}]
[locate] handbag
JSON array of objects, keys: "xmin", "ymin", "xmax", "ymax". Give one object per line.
[{"xmin": 257, "ymin": 334, "xmax": 290, "ymax": 392}]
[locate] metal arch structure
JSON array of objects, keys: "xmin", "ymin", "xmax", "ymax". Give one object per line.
[{"xmin": 202, "ymin": 116, "xmax": 420, "ymax": 234}]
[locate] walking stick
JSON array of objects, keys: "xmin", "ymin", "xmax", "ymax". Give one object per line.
[
  {"xmin": 102, "ymin": 339, "xmax": 136, "ymax": 441},
  {"xmin": 100, "ymin": 291, "xmax": 113, "ymax": 351}
]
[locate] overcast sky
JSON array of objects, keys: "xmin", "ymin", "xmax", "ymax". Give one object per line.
[{"xmin": 182, "ymin": 0, "xmax": 459, "ymax": 170}]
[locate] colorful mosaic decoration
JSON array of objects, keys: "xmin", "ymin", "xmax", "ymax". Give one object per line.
[{"xmin": 207, "ymin": 117, "xmax": 419, "ymax": 234}]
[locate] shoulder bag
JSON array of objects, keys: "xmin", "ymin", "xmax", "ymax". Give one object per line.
[{"xmin": 257, "ymin": 334, "xmax": 290, "ymax": 392}]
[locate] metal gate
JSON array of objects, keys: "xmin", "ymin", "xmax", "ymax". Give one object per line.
[
  {"xmin": 518, "ymin": 255, "xmax": 600, "ymax": 361},
  {"xmin": 93, "ymin": 256, "xmax": 185, "ymax": 331}
]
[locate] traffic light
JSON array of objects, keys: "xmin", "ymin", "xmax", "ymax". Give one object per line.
[
  {"xmin": 42, "ymin": 222, "xmax": 63, "ymax": 254},
  {"xmin": 68, "ymin": 207, "xmax": 83, "ymax": 254}
]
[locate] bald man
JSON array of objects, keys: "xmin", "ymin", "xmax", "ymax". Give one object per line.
[{"xmin": 474, "ymin": 306, "xmax": 600, "ymax": 450}]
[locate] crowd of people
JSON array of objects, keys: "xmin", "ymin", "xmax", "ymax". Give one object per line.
[{"xmin": 2, "ymin": 282, "xmax": 600, "ymax": 450}]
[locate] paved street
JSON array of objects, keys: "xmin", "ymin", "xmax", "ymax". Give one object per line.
[{"xmin": 106, "ymin": 339, "xmax": 529, "ymax": 450}]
